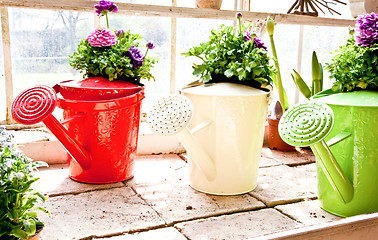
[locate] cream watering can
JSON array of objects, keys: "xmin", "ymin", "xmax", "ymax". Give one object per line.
[
  {"xmin": 148, "ymin": 82, "xmax": 270, "ymax": 195},
  {"xmin": 279, "ymin": 89, "xmax": 378, "ymax": 217}
]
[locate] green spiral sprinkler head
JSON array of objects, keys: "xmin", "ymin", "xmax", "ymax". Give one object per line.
[{"xmin": 278, "ymin": 102, "xmax": 354, "ymax": 203}]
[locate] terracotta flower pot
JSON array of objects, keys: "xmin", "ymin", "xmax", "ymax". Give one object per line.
[
  {"xmin": 267, "ymin": 116, "xmax": 296, "ymax": 151},
  {"xmin": 195, "ymin": 0, "xmax": 223, "ymax": 10},
  {"xmin": 29, "ymin": 229, "xmax": 42, "ymax": 240}
]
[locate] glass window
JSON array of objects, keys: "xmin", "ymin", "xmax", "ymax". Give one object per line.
[{"xmin": 9, "ymin": 8, "xmax": 93, "ymax": 97}]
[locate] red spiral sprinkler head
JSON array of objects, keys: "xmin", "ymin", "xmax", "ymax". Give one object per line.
[{"xmin": 11, "ymin": 85, "xmax": 92, "ymax": 170}]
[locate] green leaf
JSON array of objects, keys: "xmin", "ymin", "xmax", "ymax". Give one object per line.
[
  {"xmin": 11, "ymin": 228, "xmax": 27, "ymax": 239},
  {"xmin": 23, "ymin": 219, "xmax": 36, "ymax": 235},
  {"xmin": 224, "ymin": 69, "xmax": 234, "ymax": 78},
  {"xmin": 291, "ymin": 70, "xmax": 312, "ymax": 99}
]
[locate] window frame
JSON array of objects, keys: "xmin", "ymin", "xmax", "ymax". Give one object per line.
[{"xmin": 0, "ymin": 0, "xmax": 355, "ymax": 125}]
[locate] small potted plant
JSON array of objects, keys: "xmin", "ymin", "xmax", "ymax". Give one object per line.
[
  {"xmin": 0, "ymin": 126, "xmax": 49, "ymax": 240},
  {"xmin": 183, "ymin": 12, "xmax": 274, "ymax": 89},
  {"xmin": 178, "ymin": 13, "xmax": 275, "ymax": 195},
  {"xmin": 69, "ymin": 1, "xmax": 157, "ymax": 83}
]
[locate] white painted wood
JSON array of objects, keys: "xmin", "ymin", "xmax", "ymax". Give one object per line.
[
  {"xmin": 0, "ymin": 0, "xmax": 355, "ymax": 27},
  {"xmin": 170, "ymin": 0, "xmax": 177, "ymax": 94},
  {"xmin": 256, "ymin": 212, "xmax": 378, "ymax": 240},
  {"xmin": 1, "ymin": 7, "xmax": 14, "ymax": 124}
]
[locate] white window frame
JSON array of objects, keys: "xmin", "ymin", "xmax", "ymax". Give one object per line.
[{"xmin": 0, "ymin": 0, "xmax": 355, "ymax": 126}]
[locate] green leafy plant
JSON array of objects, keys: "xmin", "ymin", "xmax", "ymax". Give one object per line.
[
  {"xmin": 182, "ymin": 13, "xmax": 274, "ymax": 89},
  {"xmin": 69, "ymin": 1, "xmax": 157, "ymax": 82},
  {"xmin": 291, "ymin": 51, "xmax": 323, "ymax": 99},
  {"xmin": 325, "ymin": 13, "xmax": 378, "ymax": 92},
  {"xmin": 0, "ymin": 127, "xmax": 49, "ymax": 240}
]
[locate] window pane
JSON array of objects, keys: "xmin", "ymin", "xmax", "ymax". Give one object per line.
[{"xmin": 10, "ymin": 8, "xmax": 92, "ymax": 97}]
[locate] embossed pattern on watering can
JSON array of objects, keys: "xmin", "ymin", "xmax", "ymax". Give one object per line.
[{"xmin": 318, "ymin": 104, "xmax": 378, "ymax": 217}]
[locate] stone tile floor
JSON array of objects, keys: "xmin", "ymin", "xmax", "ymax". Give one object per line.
[{"xmin": 33, "ymin": 147, "xmax": 345, "ymax": 240}]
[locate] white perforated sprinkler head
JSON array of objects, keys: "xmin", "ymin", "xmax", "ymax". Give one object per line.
[{"xmin": 148, "ymin": 95, "xmax": 216, "ymax": 181}]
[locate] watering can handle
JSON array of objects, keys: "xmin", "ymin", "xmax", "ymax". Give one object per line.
[
  {"xmin": 311, "ymin": 141, "xmax": 354, "ymax": 203},
  {"xmin": 177, "ymin": 128, "xmax": 216, "ymax": 181}
]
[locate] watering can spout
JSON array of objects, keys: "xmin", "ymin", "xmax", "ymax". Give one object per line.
[
  {"xmin": 147, "ymin": 95, "xmax": 217, "ymax": 181},
  {"xmin": 278, "ymin": 102, "xmax": 354, "ymax": 203},
  {"xmin": 11, "ymin": 85, "xmax": 92, "ymax": 170}
]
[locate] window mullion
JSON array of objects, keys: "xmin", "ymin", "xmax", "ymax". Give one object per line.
[
  {"xmin": 1, "ymin": 7, "xmax": 14, "ymax": 124},
  {"xmin": 170, "ymin": 0, "xmax": 177, "ymax": 94}
]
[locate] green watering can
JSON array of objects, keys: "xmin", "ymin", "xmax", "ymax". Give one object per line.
[{"xmin": 278, "ymin": 90, "xmax": 378, "ymax": 217}]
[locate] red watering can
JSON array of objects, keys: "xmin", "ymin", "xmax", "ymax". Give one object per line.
[{"xmin": 12, "ymin": 77, "xmax": 144, "ymax": 183}]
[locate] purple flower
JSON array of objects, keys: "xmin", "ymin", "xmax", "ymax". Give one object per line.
[
  {"xmin": 95, "ymin": 0, "xmax": 118, "ymax": 16},
  {"xmin": 243, "ymin": 31, "xmax": 253, "ymax": 41},
  {"xmin": 355, "ymin": 13, "xmax": 378, "ymax": 47},
  {"xmin": 116, "ymin": 30, "xmax": 124, "ymax": 37},
  {"xmin": 147, "ymin": 42, "xmax": 155, "ymax": 50},
  {"xmin": 253, "ymin": 37, "xmax": 268, "ymax": 51},
  {"xmin": 86, "ymin": 28, "xmax": 117, "ymax": 47},
  {"xmin": 125, "ymin": 46, "xmax": 144, "ymax": 68},
  {"xmin": 236, "ymin": 12, "xmax": 242, "ymax": 20}
]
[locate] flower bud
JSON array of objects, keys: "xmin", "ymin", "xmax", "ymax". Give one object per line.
[
  {"xmin": 147, "ymin": 42, "xmax": 155, "ymax": 50},
  {"xmin": 266, "ymin": 16, "xmax": 275, "ymax": 37},
  {"xmin": 236, "ymin": 12, "xmax": 242, "ymax": 20}
]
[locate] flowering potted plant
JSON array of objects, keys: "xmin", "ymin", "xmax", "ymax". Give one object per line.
[
  {"xmin": 177, "ymin": 13, "xmax": 274, "ymax": 195},
  {"xmin": 325, "ymin": 13, "xmax": 377, "ymax": 92},
  {"xmin": 69, "ymin": 1, "xmax": 157, "ymax": 82},
  {"xmin": 183, "ymin": 12, "xmax": 274, "ymax": 89},
  {"xmin": 0, "ymin": 126, "xmax": 49, "ymax": 240}
]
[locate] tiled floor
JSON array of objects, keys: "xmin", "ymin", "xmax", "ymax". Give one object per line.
[{"xmin": 33, "ymin": 147, "xmax": 344, "ymax": 240}]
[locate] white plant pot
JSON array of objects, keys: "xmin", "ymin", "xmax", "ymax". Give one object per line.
[
  {"xmin": 195, "ymin": 0, "xmax": 223, "ymax": 10},
  {"xmin": 349, "ymin": 0, "xmax": 366, "ymax": 18},
  {"xmin": 181, "ymin": 82, "xmax": 270, "ymax": 195},
  {"xmin": 348, "ymin": 0, "xmax": 377, "ymax": 18}
]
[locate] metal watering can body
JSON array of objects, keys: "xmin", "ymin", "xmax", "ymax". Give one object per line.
[
  {"xmin": 12, "ymin": 77, "xmax": 144, "ymax": 184},
  {"xmin": 148, "ymin": 83, "xmax": 270, "ymax": 195},
  {"xmin": 279, "ymin": 90, "xmax": 378, "ymax": 217},
  {"xmin": 314, "ymin": 90, "xmax": 378, "ymax": 217}
]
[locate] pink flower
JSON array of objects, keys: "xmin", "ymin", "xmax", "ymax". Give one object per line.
[{"xmin": 86, "ymin": 28, "xmax": 117, "ymax": 47}]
